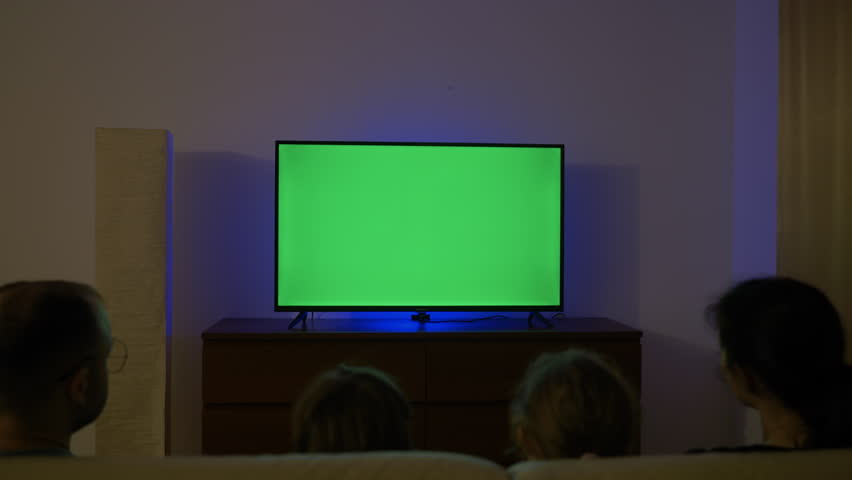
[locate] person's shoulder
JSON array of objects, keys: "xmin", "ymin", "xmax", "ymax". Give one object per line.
[{"xmin": 686, "ymin": 444, "xmax": 794, "ymax": 454}]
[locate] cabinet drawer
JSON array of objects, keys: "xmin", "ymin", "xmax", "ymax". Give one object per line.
[
  {"xmin": 425, "ymin": 404, "xmax": 514, "ymax": 465},
  {"xmin": 203, "ymin": 404, "xmax": 291, "ymax": 454},
  {"xmin": 427, "ymin": 340, "xmax": 639, "ymax": 402},
  {"xmin": 204, "ymin": 340, "xmax": 426, "ymax": 403},
  {"xmin": 203, "ymin": 404, "xmax": 425, "ymax": 454}
]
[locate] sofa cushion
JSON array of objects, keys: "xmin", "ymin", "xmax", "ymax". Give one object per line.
[
  {"xmin": 509, "ymin": 449, "xmax": 852, "ymax": 480},
  {"xmin": 0, "ymin": 451, "xmax": 507, "ymax": 480}
]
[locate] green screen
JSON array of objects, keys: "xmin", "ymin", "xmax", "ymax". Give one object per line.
[{"xmin": 276, "ymin": 143, "xmax": 562, "ymax": 309}]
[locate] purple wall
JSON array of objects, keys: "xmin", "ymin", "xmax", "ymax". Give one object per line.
[{"xmin": 0, "ymin": 0, "xmax": 777, "ymax": 454}]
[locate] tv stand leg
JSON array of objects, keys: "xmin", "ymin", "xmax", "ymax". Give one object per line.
[
  {"xmin": 527, "ymin": 311, "xmax": 553, "ymax": 330},
  {"xmin": 288, "ymin": 311, "xmax": 309, "ymax": 330}
]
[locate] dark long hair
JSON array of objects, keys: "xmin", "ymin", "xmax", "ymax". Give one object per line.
[{"xmin": 711, "ymin": 276, "xmax": 852, "ymax": 448}]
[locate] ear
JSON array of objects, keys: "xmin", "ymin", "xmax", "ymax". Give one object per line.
[
  {"xmin": 723, "ymin": 362, "xmax": 761, "ymax": 407},
  {"xmin": 740, "ymin": 366, "xmax": 768, "ymax": 401},
  {"xmin": 66, "ymin": 366, "xmax": 90, "ymax": 406}
]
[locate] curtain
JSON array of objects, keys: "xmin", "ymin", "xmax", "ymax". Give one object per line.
[{"xmin": 779, "ymin": 0, "xmax": 852, "ymax": 361}]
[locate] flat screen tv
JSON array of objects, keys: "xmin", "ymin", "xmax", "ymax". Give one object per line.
[{"xmin": 275, "ymin": 141, "xmax": 563, "ymax": 313}]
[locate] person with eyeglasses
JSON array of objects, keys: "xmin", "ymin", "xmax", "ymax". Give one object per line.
[{"xmin": 0, "ymin": 280, "xmax": 123, "ymax": 456}]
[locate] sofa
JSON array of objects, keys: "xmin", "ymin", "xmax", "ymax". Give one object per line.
[
  {"xmin": 511, "ymin": 449, "xmax": 852, "ymax": 479},
  {"xmin": 2, "ymin": 449, "xmax": 851, "ymax": 480}
]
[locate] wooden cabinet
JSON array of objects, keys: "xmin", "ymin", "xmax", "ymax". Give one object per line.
[{"xmin": 202, "ymin": 317, "xmax": 641, "ymax": 464}]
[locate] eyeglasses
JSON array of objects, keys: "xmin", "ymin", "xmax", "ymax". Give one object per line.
[
  {"xmin": 108, "ymin": 337, "xmax": 128, "ymax": 374},
  {"xmin": 57, "ymin": 337, "xmax": 128, "ymax": 381}
]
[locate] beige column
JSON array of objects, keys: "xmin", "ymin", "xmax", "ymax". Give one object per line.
[{"xmin": 95, "ymin": 128, "xmax": 172, "ymax": 455}]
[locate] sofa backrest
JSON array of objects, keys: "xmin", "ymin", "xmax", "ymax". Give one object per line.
[
  {"xmin": 0, "ymin": 451, "xmax": 507, "ymax": 480},
  {"xmin": 6, "ymin": 449, "xmax": 852, "ymax": 480},
  {"xmin": 509, "ymin": 449, "xmax": 852, "ymax": 480}
]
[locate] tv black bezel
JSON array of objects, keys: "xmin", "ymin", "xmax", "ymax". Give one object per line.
[{"xmin": 274, "ymin": 140, "xmax": 565, "ymax": 312}]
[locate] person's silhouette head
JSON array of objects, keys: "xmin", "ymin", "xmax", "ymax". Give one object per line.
[
  {"xmin": 510, "ymin": 349, "xmax": 637, "ymax": 460},
  {"xmin": 712, "ymin": 276, "xmax": 852, "ymax": 448},
  {"xmin": 0, "ymin": 281, "xmax": 113, "ymax": 453},
  {"xmin": 292, "ymin": 364, "xmax": 411, "ymax": 453}
]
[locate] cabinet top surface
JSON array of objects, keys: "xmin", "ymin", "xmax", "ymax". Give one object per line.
[{"xmin": 202, "ymin": 317, "xmax": 642, "ymax": 340}]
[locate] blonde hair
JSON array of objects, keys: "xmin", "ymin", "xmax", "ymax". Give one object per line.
[
  {"xmin": 292, "ymin": 364, "xmax": 411, "ymax": 452},
  {"xmin": 510, "ymin": 350, "xmax": 638, "ymax": 459}
]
